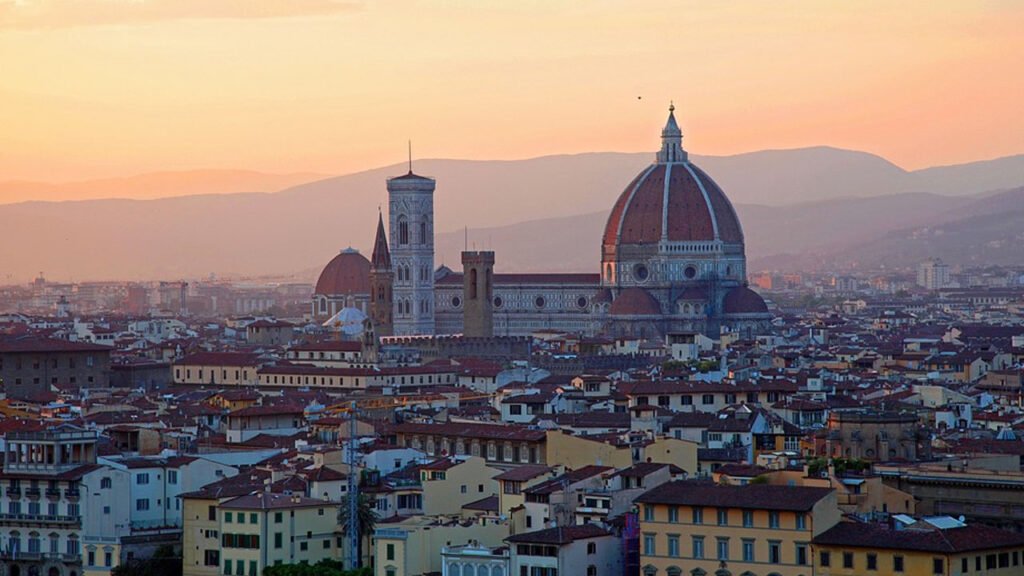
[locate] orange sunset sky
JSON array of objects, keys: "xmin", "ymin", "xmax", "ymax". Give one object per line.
[{"xmin": 1, "ymin": 0, "xmax": 1022, "ymax": 185}]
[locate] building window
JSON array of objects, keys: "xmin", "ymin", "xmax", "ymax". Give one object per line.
[
  {"xmin": 717, "ymin": 508, "xmax": 728, "ymax": 526},
  {"xmin": 692, "ymin": 536, "xmax": 704, "ymax": 559},
  {"xmin": 868, "ymin": 552, "xmax": 878, "ymax": 571},
  {"xmin": 667, "ymin": 535, "xmax": 679, "ymax": 557},
  {"xmin": 933, "ymin": 558, "xmax": 944, "ymax": 575},
  {"xmin": 742, "ymin": 539, "xmax": 755, "ymax": 562},
  {"xmin": 135, "ymin": 499, "xmax": 149, "ymax": 511},
  {"xmin": 843, "ymin": 551, "xmax": 854, "ymax": 569},
  {"xmin": 742, "ymin": 510, "xmax": 753, "ymax": 527},
  {"xmin": 643, "ymin": 533, "xmax": 656, "ymax": 556},
  {"xmin": 716, "ymin": 538, "xmax": 729, "ymax": 561},
  {"xmin": 769, "ymin": 541, "xmax": 781, "ymax": 564},
  {"xmin": 796, "ymin": 543, "xmax": 808, "ymax": 566},
  {"xmin": 101, "ymin": 477, "xmax": 112, "ymax": 489},
  {"xmin": 667, "ymin": 506, "xmax": 678, "ymax": 523},
  {"xmin": 702, "ymin": 394, "xmax": 714, "ymax": 405},
  {"xmin": 643, "ymin": 505, "xmax": 654, "ymax": 522},
  {"xmin": 820, "ymin": 551, "xmax": 831, "ymax": 567},
  {"xmin": 768, "ymin": 511, "xmax": 779, "ymax": 528},
  {"xmin": 795, "ymin": 513, "xmax": 806, "ymax": 530},
  {"xmin": 136, "ymin": 473, "xmax": 150, "ymax": 485},
  {"xmin": 692, "ymin": 507, "xmax": 703, "ymax": 525},
  {"xmin": 894, "ymin": 555, "xmax": 905, "ymax": 572}
]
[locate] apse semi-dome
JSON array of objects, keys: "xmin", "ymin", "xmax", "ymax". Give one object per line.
[
  {"xmin": 609, "ymin": 287, "xmax": 662, "ymax": 316},
  {"xmin": 722, "ymin": 286, "xmax": 770, "ymax": 315},
  {"xmin": 314, "ymin": 248, "xmax": 371, "ymax": 296}
]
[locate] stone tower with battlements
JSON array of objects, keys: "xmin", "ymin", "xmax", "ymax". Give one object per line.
[{"xmin": 461, "ymin": 251, "xmax": 495, "ymax": 338}]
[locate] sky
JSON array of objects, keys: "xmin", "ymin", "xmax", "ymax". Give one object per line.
[{"xmin": 1, "ymin": 0, "xmax": 1022, "ymax": 184}]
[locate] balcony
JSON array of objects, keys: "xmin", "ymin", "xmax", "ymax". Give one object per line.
[
  {"xmin": 0, "ymin": 513, "xmax": 79, "ymax": 526},
  {"xmin": 6, "ymin": 487, "xmax": 21, "ymax": 498},
  {"xmin": 45, "ymin": 488, "xmax": 61, "ymax": 499},
  {"xmin": 25, "ymin": 487, "xmax": 41, "ymax": 498},
  {"xmin": 65, "ymin": 488, "xmax": 80, "ymax": 499}
]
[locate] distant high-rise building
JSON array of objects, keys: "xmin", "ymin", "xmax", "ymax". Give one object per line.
[
  {"xmin": 917, "ymin": 258, "xmax": 951, "ymax": 290},
  {"xmin": 388, "ymin": 169, "xmax": 436, "ymax": 335}
]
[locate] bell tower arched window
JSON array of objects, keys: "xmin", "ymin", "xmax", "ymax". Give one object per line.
[{"xmin": 398, "ymin": 216, "xmax": 409, "ymax": 246}]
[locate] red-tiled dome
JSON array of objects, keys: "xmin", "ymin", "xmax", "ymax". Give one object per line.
[
  {"xmin": 722, "ymin": 286, "xmax": 769, "ymax": 315},
  {"xmin": 603, "ymin": 106, "xmax": 743, "ymax": 248},
  {"xmin": 610, "ymin": 287, "xmax": 661, "ymax": 316},
  {"xmin": 314, "ymin": 248, "xmax": 371, "ymax": 296},
  {"xmin": 603, "ymin": 163, "xmax": 743, "ymax": 246}
]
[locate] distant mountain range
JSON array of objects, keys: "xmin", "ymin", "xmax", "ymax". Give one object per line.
[
  {"xmin": 1, "ymin": 147, "xmax": 1023, "ymax": 283},
  {"xmin": 0, "ymin": 170, "xmax": 326, "ymax": 204}
]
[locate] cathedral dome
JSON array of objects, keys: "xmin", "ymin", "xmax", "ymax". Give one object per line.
[
  {"xmin": 722, "ymin": 286, "xmax": 769, "ymax": 315},
  {"xmin": 610, "ymin": 287, "xmax": 661, "ymax": 316},
  {"xmin": 314, "ymin": 248, "xmax": 371, "ymax": 296},
  {"xmin": 602, "ymin": 105, "xmax": 743, "ymax": 248}
]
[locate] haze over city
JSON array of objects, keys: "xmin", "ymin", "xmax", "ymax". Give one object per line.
[{"xmin": 2, "ymin": 4, "xmax": 1024, "ymax": 576}]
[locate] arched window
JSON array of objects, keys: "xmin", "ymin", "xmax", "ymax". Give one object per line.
[
  {"xmin": 398, "ymin": 216, "xmax": 409, "ymax": 245},
  {"xmin": 470, "ymin": 269, "xmax": 478, "ymax": 299},
  {"xmin": 419, "ymin": 221, "xmax": 427, "ymax": 245},
  {"xmin": 667, "ymin": 568, "xmax": 683, "ymax": 576}
]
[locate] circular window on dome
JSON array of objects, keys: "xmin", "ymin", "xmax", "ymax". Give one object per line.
[
  {"xmin": 633, "ymin": 263, "xmax": 649, "ymax": 282},
  {"xmin": 451, "ymin": 296, "xmax": 461, "ymax": 308},
  {"xmin": 535, "ymin": 296, "xmax": 546, "ymax": 308},
  {"xmin": 684, "ymin": 265, "xmax": 698, "ymax": 279},
  {"xmin": 493, "ymin": 296, "xmax": 503, "ymax": 309},
  {"xmin": 577, "ymin": 296, "xmax": 588, "ymax": 309}
]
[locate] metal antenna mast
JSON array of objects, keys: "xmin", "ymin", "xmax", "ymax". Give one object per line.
[{"xmin": 346, "ymin": 400, "xmax": 359, "ymax": 568}]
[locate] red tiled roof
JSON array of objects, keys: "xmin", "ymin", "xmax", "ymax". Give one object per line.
[
  {"xmin": 636, "ymin": 481, "xmax": 833, "ymax": 512},
  {"xmin": 813, "ymin": 521, "xmax": 1024, "ymax": 553},
  {"xmin": 506, "ymin": 523, "xmax": 611, "ymax": 545}
]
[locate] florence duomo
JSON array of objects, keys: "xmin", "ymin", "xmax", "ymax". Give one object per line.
[
  {"xmin": 312, "ymin": 105, "xmax": 771, "ymax": 339},
  {"xmin": 7, "ymin": 4, "xmax": 1024, "ymax": 576}
]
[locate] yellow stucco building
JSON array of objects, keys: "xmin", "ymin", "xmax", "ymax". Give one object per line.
[{"xmin": 635, "ymin": 482, "xmax": 840, "ymax": 576}]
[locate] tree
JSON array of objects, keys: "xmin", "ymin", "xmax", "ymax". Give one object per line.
[
  {"xmin": 337, "ymin": 492, "xmax": 379, "ymax": 568},
  {"xmin": 111, "ymin": 545, "xmax": 182, "ymax": 576}
]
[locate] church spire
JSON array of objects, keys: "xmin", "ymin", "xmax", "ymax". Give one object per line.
[
  {"xmin": 371, "ymin": 209, "xmax": 391, "ymax": 270},
  {"xmin": 657, "ymin": 102, "xmax": 687, "ymax": 163}
]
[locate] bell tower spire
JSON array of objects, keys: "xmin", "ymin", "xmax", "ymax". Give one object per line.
[{"xmin": 657, "ymin": 102, "xmax": 687, "ymax": 163}]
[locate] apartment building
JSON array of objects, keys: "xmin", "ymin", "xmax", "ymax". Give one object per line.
[
  {"xmin": 217, "ymin": 493, "xmax": 340, "ymax": 575},
  {"xmin": 635, "ymin": 483, "xmax": 839, "ymax": 576},
  {"xmin": 813, "ymin": 517, "xmax": 1024, "ymax": 576},
  {"xmin": 0, "ymin": 425, "xmax": 100, "ymax": 576}
]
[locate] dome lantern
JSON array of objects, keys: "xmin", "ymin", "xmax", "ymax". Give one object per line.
[{"xmin": 657, "ymin": 102, "xmax": 687, "ymax": 164}]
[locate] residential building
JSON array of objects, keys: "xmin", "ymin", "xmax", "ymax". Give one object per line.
[
  {"xmin": 635, "ymin": 483, "xmax": 840, "ymax": 576},
  {"xmin": 813, "ymin": 517, "xmax": 1024, "ymax": 576},
  {"xmin": 506, "ymin": 524, "xmax": 621, "ymax": 576}
]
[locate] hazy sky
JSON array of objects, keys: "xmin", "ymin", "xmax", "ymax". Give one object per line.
[{"xmin": 1, "ymin": 0, "xmax": 1022, "ymax": 183}]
